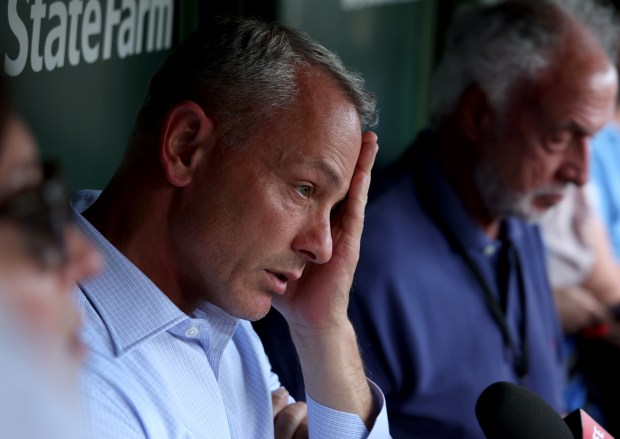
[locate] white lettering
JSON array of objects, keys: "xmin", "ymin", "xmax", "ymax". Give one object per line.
[
  {"xmin": 148, "ymin": 0, "xmax": 172, "ymax": 51},
  {"xmin": 102, "ymin": 0, "xmax": 120, "ymax": 60},
  {"xmin": 5, "ymin": 0, "xmax": 28, "ymax": 77},
  {"xmin": 81, "ymin": 0, "xmax": 101, "ymax": 64},
  {"xmin": 135, "ymin": 0, "xmax": 149, "ymax": 55},
  {"xmin": 44, "ymin": 1, "xmax": 67, "ymax": 71},
  {"xmin": 117, "ymin": 0, "xmax": 136, "ymax": 58},
  {"xmin": 4, "ymin": 0, "xmax": 174, "ymax": 75},
  {"xmin": 30, "ymin": 0, "xmax": 46, "ymax": 72},
  {"xmin": 593, "ymin": 426, "xmax": 605, "ymax": 439},
  {"xmin": 67, "ymin": 0, "xmax": 84, "ymax": 66}
]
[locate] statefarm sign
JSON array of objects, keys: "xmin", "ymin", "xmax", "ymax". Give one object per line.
[{"xmin": 4, "ymin": 0, "xmax": 174, "ymax": 76}]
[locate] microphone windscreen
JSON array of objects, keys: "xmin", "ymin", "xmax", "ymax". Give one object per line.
[{"xmin": 475, "ymin": 381, "xmax": 573, "ymax": 439}]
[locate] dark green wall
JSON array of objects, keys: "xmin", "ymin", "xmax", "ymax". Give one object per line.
[
  {"xmin": 3, "ymin": 0, "xmax": 453, "ymax": 188},
  {"xmin": 1, "ymin": 0, "xmax": 180, "ymax": 189},
  {"xmin": 278, "ymin": 0, "xmax": 437, "ymax": 168}
]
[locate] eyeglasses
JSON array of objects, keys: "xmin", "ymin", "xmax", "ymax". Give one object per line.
[{"xmin": 0, "ymin": 162, "xmax": 69, "ymax": 268}]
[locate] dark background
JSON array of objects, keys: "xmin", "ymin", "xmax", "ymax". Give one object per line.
[{"xmin": 1, "ymin": 0, "xmax": 472, "ymax": 190}]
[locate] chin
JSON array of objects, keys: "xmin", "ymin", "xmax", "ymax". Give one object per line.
[
  {"xmin": 232, "ymin": 307, "xmax": 272, "ymax": 322},
  {"xmin": 495, "ymin": 192, "xmax": 548, "ymax": 223},
  {"xmin": 226, "ymin": 296, "xmax": 273, "ymax": 322},
  {"xmin": 246, "ymin": 308, "xmax": 272, "ymax": 322},
  {"xmin": 508, "ymin": 203, "xmax": 545, "ymax": 224},
  {"xmin": 523, "ymin": 210, "xmax": 546, "ymax": 224}
]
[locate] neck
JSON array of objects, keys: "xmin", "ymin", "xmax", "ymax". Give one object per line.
[
  {"xmin": 83, "ymin": 169, "xmax": 195, "ymax": 313},
  {"xmin": 434, "ymin": 120, "xmax": 501, "ymax": 239}
]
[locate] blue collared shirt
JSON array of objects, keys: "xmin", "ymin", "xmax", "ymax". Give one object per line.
[
  {"xmin": 72, "ymin": 190, "xmax": 390, "ymax": 438},
  {"xmin": 348, "ymin": 132, "xmax": 565, "ymax": 438}
]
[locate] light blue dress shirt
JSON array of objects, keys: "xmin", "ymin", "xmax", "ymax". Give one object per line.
[{"xmin": 72, "ymin": 190, "xmax": 390, "ymax": 438}]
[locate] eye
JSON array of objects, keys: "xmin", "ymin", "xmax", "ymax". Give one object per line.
[
  {"xmin": 296, "ymin": 185, "xmax": 313, "ymax": 199},
  {"xmin": 545, "ymin": 130, "xmax": 572, "ymax": 152}
]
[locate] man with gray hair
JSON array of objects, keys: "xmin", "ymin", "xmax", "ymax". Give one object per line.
[
  {"xmin": 346, "ymin": 0, "xmax": 618, "ymax": 437},
  {"xmin": 73, "ymin": 16, "xmax": 390, "ymax": 438}
]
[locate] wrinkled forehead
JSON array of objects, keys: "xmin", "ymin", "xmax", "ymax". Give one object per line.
[{"xmin": 505, "ymin": 26, "xmax": 616, "ymax": 111}]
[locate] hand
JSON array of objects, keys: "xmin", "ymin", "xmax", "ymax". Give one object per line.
[
  {"xmin": 272, "ymin": 131, "xmax": 379, "ymax": 332},
  {"xmin": 553, "ymin": 286, "xmax": 608, "ymax": 334},
  {"xmin": 270, "ymin": 132, "xmax": 378, "ymax": 427},
  {"xmin": 272, "ymin": 387, "xmax": 308, "ymax": 439}
]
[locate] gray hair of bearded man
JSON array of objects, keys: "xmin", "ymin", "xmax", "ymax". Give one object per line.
[{"xmin": 431, "ymin": 0, "xmax": 619, "ymax": 118}]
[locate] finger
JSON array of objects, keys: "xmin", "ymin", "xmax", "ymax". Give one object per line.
[
  {"xmin": 358, "ymin": 131, "xmax": 379, "ymax": 175},
  {"xmin": 349, "ymin": 131, "xmax": 379, "ymax": 211},
  {"xmin": 274, "ymin": 401, "xmax": 308, "ymax": 439},
  {"xmin": 293, "ymin": 416, "xmax": 309, "ymax": 439},
  {"xmin": 582, "ymin": 297, "xmax": 609, "ymax": 325},
  {"xmin": 339, "ymin": 133, "xmax": 379, "ymax": 238},
  {"xmin": 272, "ymin": 387, "xmax": 290, "ymax": 417}
]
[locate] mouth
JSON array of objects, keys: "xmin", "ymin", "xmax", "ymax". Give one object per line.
[
  {"xmin": 265, "ymin": 270, "xmax": 302, "ymax": 295},
  {"xmin": 534, "ymin": 192, "xmax": 565, "ymax": 209}
]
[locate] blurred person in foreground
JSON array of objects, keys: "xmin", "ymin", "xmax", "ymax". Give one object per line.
[
  {"xmin": 73, "ymin": 16, "xmax": 390, "ymax": 439},
  {"xmin": 344, "ymin": 0, "xmax": 618, "ymax": 437},
  {"xmin": 0, "ymin": 74, "xmax": 100, "ymax": 438},
  {"xmin": 541, "ymin": 184, "xmax": 620, "ymax": 435}
]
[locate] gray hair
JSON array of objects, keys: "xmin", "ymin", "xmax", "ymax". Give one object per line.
[
  {"xmin": 130, "ymin": 16, "xmax": 377, "ymax": 153},
  {"xmin": 431, "ymin": 0, "xmax": 619, "ymax": 117}
]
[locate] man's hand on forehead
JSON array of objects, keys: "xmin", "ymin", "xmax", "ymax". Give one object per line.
[{"xmin": 271, "ymin": 131, "xmax": 378, "ymax": 331}]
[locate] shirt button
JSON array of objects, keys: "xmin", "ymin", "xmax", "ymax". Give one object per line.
[
  {"xmin": 483, "ymin": 245, "xmax": 495, "ymax": 256},
  {"xmin": 185, "ymin": 326, "xmax": 199, "ymax": 337}
]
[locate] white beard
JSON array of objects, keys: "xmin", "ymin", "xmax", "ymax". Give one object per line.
[{"xmin": 473, "ymin": 159, "xmax": 568, "ymax": 223}]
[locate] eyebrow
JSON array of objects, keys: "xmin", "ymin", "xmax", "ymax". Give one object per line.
[
  {"xmin": 309, "ymin": 158, "xmax": 344, "ymax": 188},
  {"xmin": 560, "ymin": 119, "xmax": 598, "ymax": 137},
  {"xmin": 314, "ymin": 159, "xmax": 351, "ymax": 207}
]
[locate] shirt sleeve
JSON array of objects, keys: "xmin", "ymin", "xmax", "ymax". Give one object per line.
[{"xmin": 306, "ymin": 379, "xmax": 391, "ymax": 438}]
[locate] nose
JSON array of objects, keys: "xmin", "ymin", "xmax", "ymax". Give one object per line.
[
  {"xmin": 558, "ymin": 136, "xmax": 590, "ymax": 187},
  {"xmin": 292, "ymin": 213, "xmax": 333, "ymax": 264}
]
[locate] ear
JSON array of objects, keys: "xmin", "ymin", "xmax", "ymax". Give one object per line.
[
  {"xmin": 159, "ymin": 101, "xmax": 215, "ymax": 187},
  {"xmin": 457, "ymin": 84, "xmax": 494, "ymax": 143}
]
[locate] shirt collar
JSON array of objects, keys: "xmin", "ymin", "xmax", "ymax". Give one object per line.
[{"xmin": 71, "ymin": 190, "xmax": 188, "ymax": 356}]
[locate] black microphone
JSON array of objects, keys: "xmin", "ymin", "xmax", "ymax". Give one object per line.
[{"xmin": 475, "ymin": 381, "xmax": 573, "ymax": 438}]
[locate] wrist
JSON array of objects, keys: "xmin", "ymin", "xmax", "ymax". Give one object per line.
[
  {"xmin": 290, "ymin": 319, "xmax": 375, "ymax": 427},
  {"xmin": 288, "ymin": 317, "xmax": 355, "ymax": 344}
]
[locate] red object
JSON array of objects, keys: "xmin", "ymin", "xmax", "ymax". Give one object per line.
[
  {"xmin": 581, "ymin": 323, "xmax": 610, "ymax": 339},
  {"xmin": 564, "ymin": 409, "xmax": 614, "ymax": 439}
]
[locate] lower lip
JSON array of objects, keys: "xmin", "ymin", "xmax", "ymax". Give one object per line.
[
  {"xmin": 265, "ymin": 271, "xmax": 287, "ymax": 295},
  {"xmin": 536, "ymin": 193, "xmax": 564, "ymax": 207}
]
